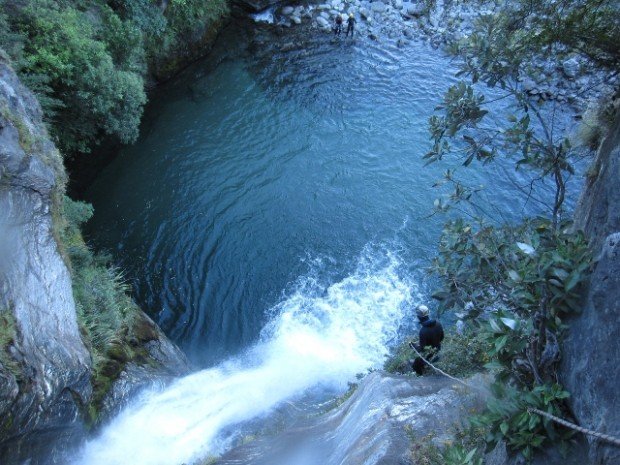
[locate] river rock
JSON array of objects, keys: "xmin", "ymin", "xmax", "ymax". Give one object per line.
[
  {"xmin": 562, "ymin": 57, "xmax": 581, "ymax": 79},
  {"xmin": 281, "ymin": 5, "xmax": 294, "ymax": 15},
  {"xmin": 290, "ymin": 15, "xmax": 302, "ymax": 24},
  {"xmin": 371, "ymin": 1, "xmax": 387, "ymax": 12},
  {"xmin": 392, "ymin": 0, "xmax": 404, "ymax": 9},
  {"xmin": 405, "ymin": 2, "xmax": 425, "ymax": 17},
  {"xmin": 317, "ymin": 16, "xmax": 331, "ymax": 29}
]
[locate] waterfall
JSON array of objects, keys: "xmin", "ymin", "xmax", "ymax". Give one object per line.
[{"xmin": 73, "ymin": 247, "xmax": 418, "ymax": 465}]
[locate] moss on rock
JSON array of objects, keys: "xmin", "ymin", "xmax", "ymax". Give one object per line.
[{"xmin": 55, "ymin": 196, "xmax": 173, "ymax": 423}]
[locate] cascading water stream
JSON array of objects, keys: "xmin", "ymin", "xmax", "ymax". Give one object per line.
[{"xmin": 73, "ymin": 248, "xmax": 418, "ymax": 465}]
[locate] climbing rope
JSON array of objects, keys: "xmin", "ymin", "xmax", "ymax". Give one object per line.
[
  {"xmin": 408, "ymin": 344, "xmax": 480, "ymax": 390},
  {"xmin": 408, "ymin": 344, "xmax": 620, "ymax": 447},
  {"xmin": 527, "ymin": 408, "xmax": 620, "ymax": 447}
]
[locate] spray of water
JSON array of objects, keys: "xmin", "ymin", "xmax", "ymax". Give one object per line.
[{"xmin": 73, "ymin": 247, "xmax": 417, "ymax": 465}]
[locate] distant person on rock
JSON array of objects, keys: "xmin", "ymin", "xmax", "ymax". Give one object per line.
[
  {"xmin": 346, "ymin": 13, "xmax": 356, "ymax": 37},
  {"xmin": 334, "ymin": 14, "xmax": 343, "ymax": 36},
  {"xmin": 409, "ymin": 305, "xmax": 444, "ymax": 375}
]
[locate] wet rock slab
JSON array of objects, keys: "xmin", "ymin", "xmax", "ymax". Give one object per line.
[{"xmin": 216, "ymin": 371, "xmax": 489, "ymax": 465}]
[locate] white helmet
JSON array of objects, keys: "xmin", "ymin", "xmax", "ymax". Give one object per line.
[{"xmin": 416, "ymin": 304, "xmax": 430, "ymax": 319}]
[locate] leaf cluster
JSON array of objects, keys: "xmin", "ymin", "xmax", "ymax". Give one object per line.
[
  {"xmin": 430, "ymin": 216, "xmax": 592, "ymax": 457},
  {"xmin": 473, "ymin": 383, "xmax": 573, "ymax": 460},
  {"xmin": 432, "ymin": 218, "xmax": 591, "ymax": 324}
]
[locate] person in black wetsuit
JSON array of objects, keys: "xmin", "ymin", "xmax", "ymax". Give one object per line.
[
  {"xmin": 346, "ymin": 13, "xmax": 356, "ymax": 37},
  {"xmin": 410, "ymin": 305, "xmax": 444, "ymax": 375},
  {"xmin": 334, "ymin": 14, "xmax": 343, "ymax": 36}
]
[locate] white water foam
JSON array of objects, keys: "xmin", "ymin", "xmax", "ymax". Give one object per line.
[{"xmin": 73, "ymin": 248, "xmax": 417, "ymax": 465}]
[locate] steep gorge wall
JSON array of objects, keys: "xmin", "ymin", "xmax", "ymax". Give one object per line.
[
  {"xmin": 0, "ymin": 52, "xmax": 92, "ymax": 448},
  {"xmin": 561, "ymin": 113, "xmax": 620, "ymax": 464},
  {"xmin": 0, "ymin": 55, "xmax": 188, "ymax": 463}
]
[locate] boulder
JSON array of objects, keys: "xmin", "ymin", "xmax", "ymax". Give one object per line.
[
  {"xmin": 317, "ymin": 16, "xmax": 331, "ymax": 29},
  {"xmin": 405, "ymin": 2, "xmax": 425, "ymax": 17},
  {"xmin": 562, "ymin": 57, "xmax": 581, "ymax": 79},
  {"xmin": 371, "ymin": 1, "xmax": 387, "ymax": 12}
]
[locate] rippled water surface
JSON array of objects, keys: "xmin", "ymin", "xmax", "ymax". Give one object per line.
[{"xmin": 85, "ymin": 21, "xmax": 570, "ymax": 367}]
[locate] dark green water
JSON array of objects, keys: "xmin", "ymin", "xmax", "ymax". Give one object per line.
[{"xmin": 85, "ymin": 22, "xmax": 574, "ymax": 366}]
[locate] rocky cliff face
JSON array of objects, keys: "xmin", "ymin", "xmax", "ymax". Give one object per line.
[
  {"xmin": 561, "ymin": 113, "xmax": 620, "ymax": 465},
  {"xmin": 0, "ymin": 55, "xmax": 189, "ymax": 464},
  {"xmin": 0, "ymin": 52, "xmax": 92, "ymax": 442}
]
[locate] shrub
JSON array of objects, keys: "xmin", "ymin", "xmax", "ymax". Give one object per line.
[
  {"xmin": 0, "ymin": 0, "xmax": 230, "ymax": 157},
  {"xmin": 406, "ymin": 425, "xmax": 488, "ymax": 465},
  {"xmin": 0, "ymin": 306, "xmax": 22, "ymax": 381},
  {"xmin": 57, "ymin": 196, "xmax": 157, "ymax": 420},
  {"xmin": 472, "ymin": 383, "xmax": 573, "ymax": 460},
  {"xmin": 428, "ymin": 217, "xmax": 592, "ymax": 458},
  {"xmin": 12, "ymin": 1, "xmax": 147, "ymax": 153}
]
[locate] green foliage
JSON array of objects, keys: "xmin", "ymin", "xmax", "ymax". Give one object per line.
[
  {"xmin": 428, "ymin": 0, "xmax": 620, "ymax": 231},
  {"xmin": 384, "ymin": 337, "xmax": 416, "ymax": 373},
  {"xmin": 441, "ymin": 445, "xmax": 482, "ymax": 465},
  {"xmin": 433, "ymin": 217, "xmax": 592, "ymax": 383},
  {"xmin": 57, "ymin": 196, "xmax": 162, "ymax": 420},
  {"xmin": 58, "ymin": 196, "xmax": 128, "ymax": 355},
  {"xmin": 0, "ymin": 306, "xmax": 22, "ymax": 381},
  {"xmin": 0, "ymin": 0, "xmax": 229, "ymax": 156},
  {"xmin": 426, "ymin": 3, "xmax": 605, "ymax": 452},
  {"xmin": 9, "ymin": 0, "xmax": 147, "ymax": 153},
  {"xmin": 150, "ymin": 0, "xmax": 228, "ymax": 67},
  {"xmin": 435, "ymin": 331, "xmax": 491, "ymax": 379},
  {"xmin": 427, "ymin": 205, "xmax": 592, "ymax": 458},
  {"xmin": 384, "ymin": 331, "xmax": 490, "ymax": 377},
  {"xmin": 449, "ymin": 0, "xmax": 620, "ymax": 80},
  {"xmin": 473, "ymin": 383, "xmax": 572, "ymax": 460},
  {"xmin": 406, "ymin": 425, "xmax": 488, "ymax": 465}
]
